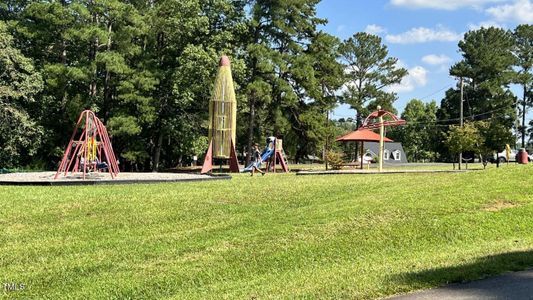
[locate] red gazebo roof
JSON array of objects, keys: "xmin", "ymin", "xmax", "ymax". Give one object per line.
[{"xmin": 336, "ymin": 128, "xmax": 393, "ymax": 142}]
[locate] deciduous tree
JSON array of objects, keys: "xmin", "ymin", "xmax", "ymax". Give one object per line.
[{"xmin": 0, "ymin": 21, "xmax": 43, "ymax": 168}]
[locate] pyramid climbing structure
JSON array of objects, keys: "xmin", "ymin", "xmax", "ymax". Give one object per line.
[{"xmin": 55, "ymin": 110, "xmax": 120, "ymax": 179}]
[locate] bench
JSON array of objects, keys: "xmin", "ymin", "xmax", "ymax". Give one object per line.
[{"xmin": 338, "ymin": 161, "xmax": 371, "ymax": 169}]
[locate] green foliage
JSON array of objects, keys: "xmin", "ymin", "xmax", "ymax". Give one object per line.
[
  {"xmin": 0, "ymin": 22, "xmax": 43, "ymax": 101},
  {"xmin": 513, "ymin": 24, "xmax": 533, "ymax": 147},
  {"xmin": 189, "ymin": 136, "xmax": 209, "ymax": 157},
  {"xmin": 0, "ymin": 21, "xmax": 43, "ymax": 168},
  {"xmin": 0, "ymin": 105, "xmax": 44, "ymax": 168},
  {"xmin": 451, "ymin": 27, "xmax": 516, "ymax": 85},
  {"xmin": 392, "ymin": 99, "xmax": 439, "ymax": 162},
  {"xmin": 107, "ymin": 115, "xmax": 141, "ymax": 136},
  {"xmin": 437, "ymin": 27, "xmax": 518, "ymax": 161},
  {"xmin": 514, "ymin": 24, "xmax": 533, "ymax": 89},
  {"xmin": 325, "ymin": 150, "xmax": 344, "ymax": 169},
  {"xmin": 240, "ymin": 0, "xmax": 344, "ymax": 163},
  {"xmin": 445, "ymin": 122, "xmax": 483, "ymax": 155},
  {"xmin": 476, "ymin": 120, "xmax": 515, "ymax": 153},
  {"xmin": 1, "ymin": 2, "xmax": 530, "ymax": 168},
  {"xmin": 340, "ymin": 32, "xmax": 407, "ymax": 125}
]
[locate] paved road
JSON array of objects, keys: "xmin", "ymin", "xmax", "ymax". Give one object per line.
[{"xmin": 388, "ymin": 270, "xmax": 533, "ymax": 300}]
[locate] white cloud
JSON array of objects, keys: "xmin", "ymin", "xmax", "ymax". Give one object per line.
[
  {"xmin": 386, "ymin": 26, "xmax": 462, "ymax": 44},
  {"xmin": 337, "ymin": 25, "xmax": 346, "ymax": 33},
  {"xmin": 486, "ymin": 0, "xmax": 533, "ymax": 23},
  {"xmin": 390, "ymin": 0, "xmax": 506, "ymax": 10},
  {"xmin": 467, "ymin": 20, "xmax": 506, "ymax": 30},
  {"xmin": 365, "ymin": 24, "xmax": 386, "ymax": 35},
  {"xmin": 422, "ymin": 54, "xmax": 452, "ymax": 65},
  {"xmin": 386, "ymin": 66, "xmax": 428, "ymax": 93}
]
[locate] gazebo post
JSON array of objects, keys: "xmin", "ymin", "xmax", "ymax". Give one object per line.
[
  {"xmin": 378, "ymin": 110, "xmax": 384, "ymax": 172},
  {"xmin": 360, "ymin": 141, "xmax": 364, "ymax": 170}
]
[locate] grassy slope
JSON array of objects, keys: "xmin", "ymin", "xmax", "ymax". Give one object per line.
[{"xmin": 1, "ymin": 166, "xmax": 533, "ymax": 299}]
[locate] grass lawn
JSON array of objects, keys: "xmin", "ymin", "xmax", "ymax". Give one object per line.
[
  {"xmin": 290, "ymin": 162, "xmax": 488, "ymax": 171},
  {"xmin": 2, "ymin": 164, "xmax": 533, "ymax": 299}
]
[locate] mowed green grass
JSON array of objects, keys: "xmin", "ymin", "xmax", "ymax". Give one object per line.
[{"xmin": 2, "ymin": 166, "xmax": 533, "ymax": 299}]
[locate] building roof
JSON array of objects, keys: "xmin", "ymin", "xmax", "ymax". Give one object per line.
[{"xmin": 336, "ymin": 129, "xmax": 393, "ymax": 142}]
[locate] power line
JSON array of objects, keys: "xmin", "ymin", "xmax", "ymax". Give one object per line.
[
  {"xmin": 401, "ymin": 106, "xmax": 511, "ymax": 127},
  {"xmin": 334, "ymin": 106, "xmax": 511, "ymax": 128},
  {"xmin": 332, "ymin": 83, "xmax": 455, "ymax": 120},
  {"xmin": 416, "ymin": 83, "xmax": 454, "ymax": 101}
]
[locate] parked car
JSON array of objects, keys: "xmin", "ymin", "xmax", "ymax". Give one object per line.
[{"xmin": 492, "ymin": 149, "xmax": 518, "ymax": 163}]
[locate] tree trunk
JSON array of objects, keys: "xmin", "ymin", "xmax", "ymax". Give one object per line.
[
  {"xmin": 89, "ymin": 5, "xmax": 98, "ymax": 99},
  {"xmin": 324, "ymin": 109, "xmax": 329, "ymax": 171},
  {"xmin": 151, "ymin": 31, "xmax": 166, "ymax": 173},
  {"xmin": 103, "ymin": 22, "xmax": 113, "ymax": 122},
  {"xmin": 59, "ymin": 38, "xmax": 68, "ymax": 122},
  {"xmin": 152, "ymin": 130, "xmax": 163, "ymax": 172},
  {"xmin": 246, "ymin": 93, "xmax": 256, "ymax": 165},
  {"xmin": 354, "ymin": 111, "xmax": 361, "ymax": 160},
  {"xmin": 295, "ymin": 145, "xmax": 306, "ymax": 164}
]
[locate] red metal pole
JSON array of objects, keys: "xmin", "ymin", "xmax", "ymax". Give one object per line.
[
  {"xmin": 273, "ymin": 139, "xmax": 277, "ymax": 174},
  {"xmin": 83, "ymin": 111, "xmax": 89, "ymax": 179},
  {"xmin": 101, "ymin": 123, "xmax": 119, "ymax": 174},
  {"xmin": 54, "ymin": 112, "xmax": 86, "ymax": 179},
  {"xmin": 67, "ymin": 141, "xmax": 83, "ymax": 174},
  {"xmin": 94, "ymin": 117, "xmax": 117, "ymax": 178},
  {"xmin": 100, "ymin": 119, "xmax": 119, "ymax": 176}
]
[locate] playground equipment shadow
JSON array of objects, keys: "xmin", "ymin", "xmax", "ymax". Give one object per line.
[{"xmin": 0, "ymin": 172, "xmax": 230, "ymax": 186}]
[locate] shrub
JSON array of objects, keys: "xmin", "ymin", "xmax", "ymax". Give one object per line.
[{"xmin": 325, "ymin": 150, "xmax": 344, "ymax": 170}]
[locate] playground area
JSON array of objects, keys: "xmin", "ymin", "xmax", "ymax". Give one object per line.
[
  {"xmin": 2, "ymin": 3, "xmax": 532, "ymax": 298},
  {"xmin": 0, "ymin": 171, "xmax": 228, "ymax": 186}
]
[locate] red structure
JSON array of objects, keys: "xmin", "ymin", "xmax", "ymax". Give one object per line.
[
  {"xmin": 518, "ymin": 149, "xmax": 529, "ymax": 165},
  {"xmin": 265, "ymin": 138, "xmax": 289, "ymax": 173},
  {"xmin": 55, "ymin": 110, "xmax": 119, "ymax": 179},
  {"xmin": 360, "ymin": 109, "xmax": 406, "ymax": 129},
  {"xmin": 201, "ymin": 140, "xmax": 240, "ymax": 174},
  {"xmin": 336, "ymin": 129, "xmax": 393, "ymax": 143}
]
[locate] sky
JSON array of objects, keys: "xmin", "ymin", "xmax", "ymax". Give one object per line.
[{"xmin": 315, "ymin": 0, "xmax": 533, "ymax": 120}]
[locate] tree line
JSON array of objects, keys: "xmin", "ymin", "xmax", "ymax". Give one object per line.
[
  {"xmin": 390, "ymin": 26, "xmax": 533, "ymax": 163},
  {"xmin": 1, "ymin": 0, "xmax": 532, "ymax": 170}
]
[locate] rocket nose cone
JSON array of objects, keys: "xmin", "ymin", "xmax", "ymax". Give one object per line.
[{"xmin": 219, "ymin": 55, "xmax": 231, "ymax": 67}]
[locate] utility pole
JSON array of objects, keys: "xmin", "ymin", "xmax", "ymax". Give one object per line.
[
  {"xmin": 459, "ymin": 77, "xmax": 464, "ymax": 170},
  {"xmin": 325, "ymin": 109, "xmax": 329, "ymax": 171},
  {"xmin": 522, "ymin": 85, "xmax": 527, "ymax": 149}
]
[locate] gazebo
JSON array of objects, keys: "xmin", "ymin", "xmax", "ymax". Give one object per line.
[{"xmin": 336, "ymin": 129, "xmax": 393, "ymax": 169}]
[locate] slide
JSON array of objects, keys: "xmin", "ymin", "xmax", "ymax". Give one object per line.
[{"xmin": 242, "ymin": 147, "xmax": 275, "ymax": 172}]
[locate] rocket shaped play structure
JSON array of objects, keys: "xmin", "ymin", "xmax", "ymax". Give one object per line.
[{"xmin": 201, "ymin": 56, "xmax": 240, "ymax": 174}]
